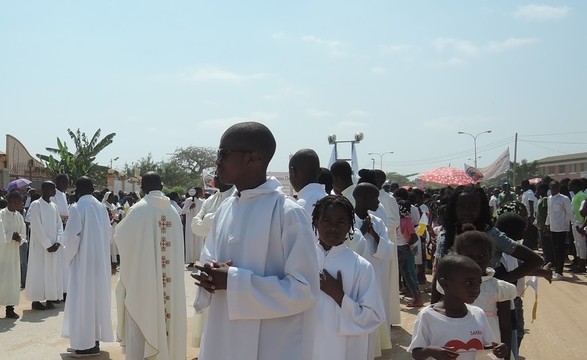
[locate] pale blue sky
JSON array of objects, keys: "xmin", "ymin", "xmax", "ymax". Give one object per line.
[{"xmin": 1, "ymin": 1, "xmax": 585, "ymax": 176}]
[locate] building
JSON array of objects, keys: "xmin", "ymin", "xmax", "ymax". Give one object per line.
[
  {"xmin": 537, "ymin": 152, "xmax": 587, "ymax": 181},
  {"xmin": 2, "ymin": 134, "xmax": 48, "ymax": 190}
]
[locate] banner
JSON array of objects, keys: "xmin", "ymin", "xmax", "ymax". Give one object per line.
[
  {"xmin": 479, "ymin": 148, "xmax": 510, "ymax": 180},
  {"xmin": 351, "ymin": 143, "xmax": 359, "ymax": 184},
  {"xmin": 464, "ymin": 163, "xmax": 484, "ymax": 181},
  {"xmin": 327, "ymin": 145, "xmax": 337, "ymax": 169}
]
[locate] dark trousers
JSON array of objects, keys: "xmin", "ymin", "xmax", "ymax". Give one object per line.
[
  {"xmin": 552, "ymin": 231, "xmax": 567, "ymax": 275},
  {"xmin": 540, "ymin": 229, "xmax": 553, "ymax": 265},
  {"xmin": 398, "ymin": 245, "xmax": 420, "ymax": 301},
  {"xmin": 20, "ymin": 242, "xmax": 29, "ymax": 288}
]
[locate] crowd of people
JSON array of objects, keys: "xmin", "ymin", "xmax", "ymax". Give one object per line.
[{"xmin": 0, "ymin": 121, "xmax": 584, "ymax": 359}]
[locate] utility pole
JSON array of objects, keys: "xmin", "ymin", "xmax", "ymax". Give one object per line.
[{"xmin": 512, "ymin": 133, "xmax": 518, "ymax": 185}]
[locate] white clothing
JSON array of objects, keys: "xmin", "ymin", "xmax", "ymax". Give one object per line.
[
  {"xmin": 341, "ymin": 184, "xmax": 356, "ymax": 207},
  {"xmin": 296, "ymin": 182, "xmax": 328, "ymax": 218},
  {"xmin": 115, "ymin": 190, "xmax": 187, "ymax": 360},
  {"xmin": 170, "ymin": 200, "xmax": 181, "ymax": 214},
  {"xmin": 573, "ymin": 225, "xmax": 587, "ymax": 259},
  {"xmin": 62, "ymin": 194, "xmax": 114, "ymax": 350},
  {"xmin": 181, "ymin": 196, "xmax": 204, "ymax": 263},
  {"xmin": 489, "ymin": 195, "xmax": 498, "ymax": 211},
  {"xmin": 191, "ymin": 187, "xmax": 236, "ymax": 238},
  {"xmin": 353, "ymin": 214, "xmax": 393, "ymax": 357},
  {"xmin": 51, "ymin": 189, "xmax": 69, "ymax": 218},
  {"xmin": 25, "ymin": 199, "xmax": 64, "ymax": 301},
  {"xmin": 409, "ymin": 305, "xmax": 495, "ymax": 360},
  {"xmin": 472, "ymin": 268, "xmax": 517, "ymax": 343},
  {"xmin": 314, "ymin": 242, "xmax": 385, "ymax": 360},
  {"xmin": 52, "ymin": 189, "xmax": 71, "ymax": 292},
  {"xmin": 0, "ymin": 209, "xmax": 26, "ymax": 306},
  {"xmin": 378, "ymin": 189, "xmax": 401, "ymax": 326},
  {"xmin": 521, "ymin": 189, "xmax": 538, "ymax": 217},
  {"xmin": 194, "ymin": 177, "xmax": 320, "ymax": 360},
  {"xmin": 546, "ymin": 194, "xmax": 573, "ymax": 232}
]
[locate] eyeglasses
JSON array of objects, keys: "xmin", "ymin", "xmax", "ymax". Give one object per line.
[{"xmin": 216, "ymin": 148, "xmax": 251, "ymax": 161}]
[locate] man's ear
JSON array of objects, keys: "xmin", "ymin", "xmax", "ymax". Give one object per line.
[
  {"xmin": 438, "ymin": 277, "xmax": 448, "ymax": 291},
  {"xmin": 247, "ymin": 151, "xmax": 263, "ymax": 166}
]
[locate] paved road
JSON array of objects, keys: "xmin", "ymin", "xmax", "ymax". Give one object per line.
[{"xmin": 2, "ymin": 269, "xmax": 587, "ymax": 359}]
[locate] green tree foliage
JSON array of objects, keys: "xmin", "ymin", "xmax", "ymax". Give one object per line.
[
  {"xmin": 37, "ymin": 128, "xmax": 115, "ymax": 185},
  {"xmin": 386, "ymin": 171, "xmax": 417, "ymax": 187},
  {"xmin": 169, "ymin": 146, "xmax": 217, "ymax": 179}
]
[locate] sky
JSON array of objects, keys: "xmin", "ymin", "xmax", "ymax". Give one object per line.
[{"xmin": 1, "ymin": 1, "xmax": 585, "ymax": 177}]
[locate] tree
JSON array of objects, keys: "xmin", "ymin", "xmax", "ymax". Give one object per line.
[
  {"xmin": 37, "ymin": 128, "xmax": 116, "ymax": 184},
  {"xmin": 386, "ymin": 171, "xmax": 417, "ymax": 187},
  {"xmin": 168, "ymin": 146, "xmax": 217, "ymax": 183},
  {"xmin": 505, "ymin": 159, "xmax": 541, "ymax": 185}
]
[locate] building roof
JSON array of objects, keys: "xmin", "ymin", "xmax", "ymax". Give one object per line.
[{"xmin": 538, "ymin": 152, "xmax": 587, "ymax": 164}]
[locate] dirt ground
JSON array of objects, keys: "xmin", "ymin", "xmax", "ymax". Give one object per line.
[{"xmin": 2, "ymin": 268, "xmax": 587, "ymax": 359}]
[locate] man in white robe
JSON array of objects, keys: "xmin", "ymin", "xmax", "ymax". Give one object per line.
[
  {"xmin": 181, "ymin": 187, "xmax": 204, "ymax": 266},
  {"xmin": 25, "ymin": 181, "xmax": 64, "ymax": 310},
  {"xmin": 62, "ymin": 177, "xmax": 114, "ymax": 357},
  {"xmin": 51, "ymin": 173, "xmax": 70, "ymax": 298},
  {"xmin": 115, "ymin": 172, "xmax": 186, "ymax": 360},
  {"xmin": 352, "ymin": 183, "xmax": 393, "ymax": 358},
  {"xmin": 193, "ymin": 122, "xmax": 319, "ymax": 360},
  {"xmin": 288, "ymin": 148, "xmax": 328, "ymax": 219},
  {"xmin": 0, "ymin": 192, "xmax": 27, "ymax": 319}
]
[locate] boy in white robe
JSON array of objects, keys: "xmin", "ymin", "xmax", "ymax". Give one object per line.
[
  {"xmin": 193, "ymin": 122, "xmax": 320, "ymax": 360},
  {"xmin": 352, "ymin": 182, "xmax": 394, "ymax": 358},
  {"xmin": 312, "ymin": 195, "xmax": 385, "ymax": 360},
  {"xmin": 288, "ymin": 148, "xmax": 328, "ymax": 218},
  {"xmin": 25, "ymin": 181, "xmax": 64, "ymax": 310},
  {"xmin": 115, "ymin": 172, "xmax": 187, "ymax": 360},
  {"xmin": 62, "ymin": 177, "xmax": 114, "ymax": 357},
  {"xmin": 0, "ymin": 192, "xmax": 27, "ymax": 319}
]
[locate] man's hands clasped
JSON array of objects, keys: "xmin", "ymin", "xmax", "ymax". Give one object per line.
[{"xmin": 192, "ymin": 260, "xmax": 232, "ymax": 294}]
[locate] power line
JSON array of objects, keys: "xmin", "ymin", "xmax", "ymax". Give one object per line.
[
  {"xmin": 520, "ymin": 131, "xmax": 587, "ymax": 137},
  {"xmin": 519, "ymin": 140, "xmax": 587, "ymax": 145}
]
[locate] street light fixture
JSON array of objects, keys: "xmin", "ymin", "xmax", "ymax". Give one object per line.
[
  {"xmin": 371, "ymin": 158, "xmax": 375, "ymax": 169},
  {"xmin": 368, "ymin": 151, "xmax": 394, "ymax": 170},
  {"xmin": 457, "ymin": 130, "xmax": 491, "ymax": 168}
]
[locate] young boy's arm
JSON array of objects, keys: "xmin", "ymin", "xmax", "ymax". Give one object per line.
[{"xmin": 497, "ymin": 301, "xmax": 512, "ymax": 360}]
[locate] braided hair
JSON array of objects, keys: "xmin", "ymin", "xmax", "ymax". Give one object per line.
[{"xmin": 311, "ymin": 195, "xmax": 355, "ymax": 237}]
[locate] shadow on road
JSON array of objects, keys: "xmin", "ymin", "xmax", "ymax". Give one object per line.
[
  {"xmin": 20, "ymin": 307, "xmax": 61, "ymax": 323},
  {"xmin": 0, "ymin": 317, "xmax": 17, "ymax": 333},
  {"xmin": 60, "ymin": 351, "xmax": 114, "ymax": 359}
]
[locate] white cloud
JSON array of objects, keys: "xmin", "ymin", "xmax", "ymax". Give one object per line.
[
  {"xmin": 185, "ymin": 67, "xmax": 268, "ymax": 82},
  {"xmin": 432, "ymin": 57, "xmax": 466, "ymax": 68},
  {"xmin": 272, "ymin": 32, "xmax": 285, "ymax": 40},
  {"xmin": 198, "ymin": 112, "xmax": 279, "ymax": 130},
  {"xmin": 336, "ymin": 120, "xmax": 367, "ymax": 129},
  {"xmin": 434, "ymin": 37, "xmax": 538, "ymax": 57},
  {"xmin": 302, "ymin": 35, "xmax": 348, "ymax": 58},
  {"xmin": 348, "ymin": 110, "xmax": 370, "ymax": 118},
  {"xmin": 421, "ymin": 117, "xmax": 463, "ymax": 130},
  {"xmin": 307, "ymin": 108, "xmax": 333, "ymax": 118},
  {"xmin": 486, "ymin": 37, "xmax": 539, "ymax": 53},
  {"xmin": 514, "ymin": 4, "xmax": 569, "ymax": 21},
  {"xmin": 379, "ymin": 44, "xmax": 418, "ymax": 53},
  {"xmin": 371, "ymin": 66, "xmax": 388, "ymax": 74}
]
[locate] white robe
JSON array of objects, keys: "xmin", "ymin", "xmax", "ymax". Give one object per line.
[
  {"xmin": 62, "ymin": 194, "xmax": 114, "ymax": 350},
  {"xmin": 25, "ymin": 199, "xmax": 64, "ymax": 301},
  {"xmin": 375, "ymin": 190, "xmax": 402, "ymax": 326},
  {"xmin": 296, "ymin": 182, "xmax": 328, "ymax": 219},
  {"xmin": 353, "ymin": 213, "xmax": 394, "ymax": 358},
  {"xmin": 194, "ymin": 177, "xmax": 320, "ymax": 360},
  {"xmin": 51, "ymin": 189, "xmax": 70, "ymax": 292},
  {"xmin": 314, "ymin": 242, "xmax": 385, "ymax": 360},
  {"xmin": 181, "ymin": 196, "xmax": 204, "ymax": 264},
  {"xmin": 191, "ymin": 187, "xmax": 235, "ymax": 238},
  {"xmin": 0, "ymin": 209, "xmax": 27, "ymax": 306},
  {"xmin": 115, "ymin": 190, "xmax": 186, "ymax": 360}
]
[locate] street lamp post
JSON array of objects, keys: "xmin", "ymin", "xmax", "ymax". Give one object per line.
[
  {"xmin": 371, "ymin": 158, "xmax": 375, "ymax": 169},
  {"xmin": 368, "ymin": 151, "xmax": 394, "ymax": 170},
  {"xmin": 457, "ymin": 131, "xmax": 492, "ymax": 168},
  {"xmin": 328, "ymin": 132, "xmax": 364, "ymax": 162}
]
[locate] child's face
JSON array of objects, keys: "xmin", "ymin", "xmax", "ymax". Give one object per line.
[
  {"xmin": 8, "ymin": 198, "xmax": 24, "ymax": 212},
  {"xmin": 442, "ymin": 268, "xmax": 482, "ymax": 304},
  {"xmin": 315, "ymin": 205, "xmax": 351, "ymax": 249},
  {"xmin": 459, "ymin": 245, "xmax": 491, "ymax": 273},
  {"xmin": 456, "ymin": 193, "xmax": 481, "ymax": 226},
  {"xmin": 359, "ymin": 193, "xmax": 380, "ymax": 212}
]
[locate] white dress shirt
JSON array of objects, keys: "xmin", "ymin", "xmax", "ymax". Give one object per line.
[{"xmin": 546, "ymin": 193, "xmax": 573, "ymax": 232}]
